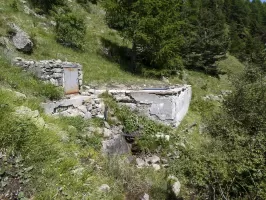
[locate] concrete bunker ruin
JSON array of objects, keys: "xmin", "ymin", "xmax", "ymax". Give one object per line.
[
  {"xmin": 41, "ymin": 85, "xmax": 192, "ymax": 127},
  {"xmin": 109, "ymin": 85, "xmax": 192, "ymax": 127}
]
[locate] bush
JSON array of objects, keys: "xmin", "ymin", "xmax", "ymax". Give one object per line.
[
  {"xmin": 28, "ymin": 0, "xmax": 64, "ymax": 13},
  {"xmin": 55, "ymin": 12, "xmax": 87, "ymax": 50},
  {"xmin": 77, "ymin": 0, "xmax": 98, "ymax": 5},
  {"xmin": 38, "ymin": 83, "xmax": 63, "ymax": 101},
  {"xmin": 170, "ymin": 66, "xmax": 266, "ymax": 199}
]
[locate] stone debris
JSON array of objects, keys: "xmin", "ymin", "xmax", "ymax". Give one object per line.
[
  {"xmin": 135, "ymin": 155, "xmax": 167, "ymax": 170},
  {"xmin": 8, "ymin": 23, "xmax": 33, "ymax": 53},
  {"xmin": 203, "ymin": 90, "xmax": 232, "ymax": 102},
  {"xmin": 146, "ymin": 155, "xmax": 160, "ymax": 164},
  {"xmin": 98, "ymin": 184, "xmax": 110, "ymax": 193},
  {"xmin": 41, "ymin": 95, "xmax": 104, "ymax": 120},
  {"xmin": 140, "ymin": 193, "xmax": 149, "ymax": 200},
  {"xmin": 152, "ymin": 164, "xmax": 161, "ymax": 171}
]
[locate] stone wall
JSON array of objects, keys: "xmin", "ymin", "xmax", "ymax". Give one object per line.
[{"xmin": 12, "ymin": 57, "xmax": 83, "ymax": 87}]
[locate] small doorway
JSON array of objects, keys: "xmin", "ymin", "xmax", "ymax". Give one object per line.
[{"xmin": 63, "ymin": 67, "xmax": 79, "ymax": 95}]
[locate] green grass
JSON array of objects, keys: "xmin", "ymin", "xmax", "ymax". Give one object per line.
[
  {"xmin": 0, "ymin": 56, "xmax": 169, "ymax": 199},
  {"xmin": 0, "ymin": 0, "xmax": 163, "ymax": 85},
  {"xmin": 0, "ymin": 1, "xmax": 249, "ymax": 199}
]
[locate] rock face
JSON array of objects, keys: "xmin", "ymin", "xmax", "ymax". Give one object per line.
[
  {"xmin": 13, "ymin": 57, "xmax": 83, "ymax": 89},
  {"xmin": 102, "ymin": 135, "xmax": 131, "ymax": 155},
  {"xmin": 109, "ymin": 86, "xmax": 192, "ymax": 127},
  {"xmin": 8, "ymin": 23, "xmax": 33, "ymax": 53}
]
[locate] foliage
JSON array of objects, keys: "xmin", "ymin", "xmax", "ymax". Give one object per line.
[
  {"xmin": 170, "ymin": 66, "xmax": 266, "ymax": 199},
  {"xmin": 10, "ymin": 0, "xmax": 19, "ymax": 11},
  {"xmin": 104, "ymin": 156, "xmax": 168, "ymax": 200},
  {"xmin": 0, "ymin": 58, "xmax": 63, "ymax": 101},
  {"xmin": 102, "ymin": 93, "xmax": 171, "ymax": 153},
  {"xmin": 28, "ymin": 0, "xmax": 64, "ymax": 13},
  {"xmin": 55, "ymin": 12, "xmax": 87, "ymax": 50},
  {"xmin": 104, "ymin": 0, "xmax": 230, "ymax": 75}
]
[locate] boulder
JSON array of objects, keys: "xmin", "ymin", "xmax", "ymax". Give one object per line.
[
  {"xmin": 167, "ymin": 175, "xmax": 181, "ymax": 198},
  {"xmin": 140, "ymin": 193, "xmax": 149, "ymax": 200},
  {"xmin": 8, "ymin": 23, "xmax": 33, "ymax": 53},
  {"xmin": 102, "ymin": 135, "xmax": 131, "ymax": 155}
]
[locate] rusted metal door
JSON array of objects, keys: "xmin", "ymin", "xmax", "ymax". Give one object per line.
[{"xmin": 63, "ymin": 67, "xmax": 79, "ymax": 95}]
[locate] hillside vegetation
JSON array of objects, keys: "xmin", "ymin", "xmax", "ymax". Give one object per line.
[{"xmin": 0, "ymin": 0, "xmax": 265, "ymax": 200}]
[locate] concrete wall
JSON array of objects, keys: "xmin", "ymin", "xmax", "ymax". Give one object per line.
[
  {"xmin": 12, "ymin": 57, "xmax": 83, "ymax": 87},
  {"xmin": 109, "ymin": 85, "xmax": 192, "ymax": 127}
]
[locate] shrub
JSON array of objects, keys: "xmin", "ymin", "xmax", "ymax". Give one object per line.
[
  {"xmin": 28, "ymin": 0, "xmax": 64, "ymax": 13},
  {"xmin": 77, "ymin": 0, "xmax": 98, "ymax": 12},
  {"xmin": 38, "ymin": 83, "xmax": 63, "ymax": 101},
  {"xmin": 55, "ymin": 12, "xmax": 86, "ymax": 50},
  {"xmin": 10, "ymin": 0, "xmax": 19, "ymax": 11},
  {"xmin": 77, "ymin": 0, "xmax": 98, "ymax": 5},
  {"xmin": 170, "ymin": 66, "xmax": 266, "ymax": 199}
]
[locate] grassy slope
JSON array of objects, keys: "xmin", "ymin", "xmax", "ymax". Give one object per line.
[
  {"xmin": 0, "ymin": 0, "xmax": 163, "ymax": 85},
  {"xmin": 0, "ymin": 0, "xmax": 247, "ymax": 199}
]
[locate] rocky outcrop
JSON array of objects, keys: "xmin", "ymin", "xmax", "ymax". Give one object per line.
[
  {"xmin": 13, "ymin": 57, "xmax": 83, "ymax": 87},
  {"xmin": 8, "ymin": 23, "xmax": 33, "ymax": 53}
]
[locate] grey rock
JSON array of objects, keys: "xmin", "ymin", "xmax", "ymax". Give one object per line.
[
  {"xmin": 161, "ymin": 76, "xmax": 170, "ymax": 84},
  {"xmin": 50, "ymin": 21, "xmax": 56, "ymax": 26},
  {"xmin": 84, "ymin": 112, "xmax": 92, "ymax": 119},
  {"xmin": 136, "ymin": 158, "xmax": 146, "ymax": 168},
  {"xmin": 98, "ymin": 184, "xmax": 110, "ymax": 193},
  {"xmin": 140, "ymin": 193, "xmax": 149, "ymax": 200},
  {"xmin": 86, "ymin": 104, "xmax": 93, "ymax": 111},
  {"xmin": 146, "ymin": 155, "xmax": 160, "ymax": 164},
  {"xmin": 168, "ymin": 175, "xmax": 181, "ymax": 197},
  {"xmin": 152, "ymin": 164, "xmax": 161, "ymax": 171},
  {"xmin": 95, "ymin": 127, "xmax": 103, "ymax": 135},
  {"xmin": 104, "ymin": 121, "xmax": 111, "ymax": 129},
  {"xmin": 77, "ymin": 105, "xmax": 87, "ymax": 113},
  {"xmin": 103, "ymin": 128, "xmax": 112, "ymax": 138},
  {"xmin": 8, "ymin": 23, "xmax": 33, "ymax": 53},
  {"xmin": 102, "ymin": 135, "xmax": 131, "ymax": 155}
]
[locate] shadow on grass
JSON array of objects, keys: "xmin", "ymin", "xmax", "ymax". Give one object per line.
[{"xmin": 98, "ymin": 37, "xmax": 140, "ymax": 74}]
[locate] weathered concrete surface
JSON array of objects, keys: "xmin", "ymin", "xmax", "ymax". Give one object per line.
[
  {"xmin": 109, "ymin": 85, "xmax": 192, "ymax": 127},
  {"xmin": 41, "ymin": 85, "xmax": 191, "ymax": 127}
]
